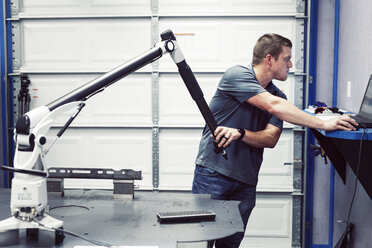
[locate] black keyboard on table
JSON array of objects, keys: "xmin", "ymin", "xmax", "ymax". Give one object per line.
[{"xmin": 157, "ymin": 209, "xmax": 216, "ymax": 224}]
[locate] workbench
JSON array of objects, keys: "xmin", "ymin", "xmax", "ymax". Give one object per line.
[
  {"xmin": 0, "ymin": 189, "xmax": 243, "ymax": 248},
  {"xmin": 312, "ymin": 128, "xmax": 372, "ymax": 199}
]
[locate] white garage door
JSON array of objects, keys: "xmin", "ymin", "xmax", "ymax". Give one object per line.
[{"xmin": 9, "ymin": 1, "xmax": 306, "ymax": 247}]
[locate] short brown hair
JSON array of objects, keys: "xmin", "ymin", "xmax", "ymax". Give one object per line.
[{"xmin": 252, "ymin": 33, "xmax": 292, "ymax": 65}]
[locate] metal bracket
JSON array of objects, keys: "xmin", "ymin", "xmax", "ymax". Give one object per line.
[
  {"xmin": 152, "ymin": 126, "xmax": 159, "ymax": 191},
  {"xmin": 295, "ymin": 19, "xmax": 305, "ymax": 73},
  {"xmin": 47, "ymin": 178, "xmax": 65, "ymax": 196},
  {"xmin": 150, "ymin": 8, "xmax": 160, "ymax": 192},
  {"xmin": 284, "ymin": 161, "xmax": 303, "ymax": 168},
  {"xmin": 291, "ymin": 190, "xmax": 303, "ymax": 248},
  {"xmin": 152, "ymin": 72, "xmax": 159, "ymax": 125},
  {"xmin": 291, "ymin": 190, "xmax": 304, "ymax": 197},
  {"xmin": 48, "ymin": 167, "xmax": 142, "ymax": 180},
  {"xmin": 151, "ymin": 17, "xmax": 159, "ymax": 71},
  {"xmin": 10, "ymin": 21, "xmax": 21, "ymax": 71},
  {"xmin": 293, "ymin": 160, "xmax": 303, "ymax": 169},
  {"xmin": 151, "ymin": 0, "xmax": 159, "ymax": 15},
  {"xmin": 296, "ymin": 0, "xmax": 306, "ymax": 14},
  {"xmin": 46, "ymin": 167, "xmax": 142, "ymax": 198},
  {"xmin": 294, "ymin": 74, "xmax": 305, "ymax": 110},
  {"xmin": 113, "ymin": 180, "xmax": 135, "ymax": 199},
  {"xmin": 10, "ymin": 0, "xmax": 20, "ymax": 17},
  {"xmin": 293, "ymin": 128, "xmax": 305, "ymax": 164},
  {"xmin": 292, "ymin": 127, "xmax": 304, "ymax": 248},
  {"xmin": 12, "ymin": 76, "xmax": 20, "ymax": 121}
]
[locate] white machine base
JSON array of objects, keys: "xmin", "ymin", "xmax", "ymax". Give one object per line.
[{"xmin": 0, "ymin": 214, "xmax": 64, "ymax": 246}]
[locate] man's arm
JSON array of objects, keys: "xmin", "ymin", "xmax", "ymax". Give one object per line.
[
  {"xmin": 247, "ymin": 92, "xmax": 358, "ymax": 131},
  {"xmin": 214, "ymin": 124, "xmax": 282, "ymax": 149}
]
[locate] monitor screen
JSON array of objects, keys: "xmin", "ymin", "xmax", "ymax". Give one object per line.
[{"xmin": 359, "ymin": 74, "xmax": 372, "ymax": 118}]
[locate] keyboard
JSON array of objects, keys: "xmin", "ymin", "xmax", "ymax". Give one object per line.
[{"xmin": 157, "ymin": 210, "xmax": 216, "ymax": 224}]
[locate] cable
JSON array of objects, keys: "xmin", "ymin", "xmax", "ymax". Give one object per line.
[
  {"xmin": 49, "ymin": 204, "xmax": 90, "ymax": 211},
  {"xmin": 345, "ymin": 125, "xmax": 367, "ymax": 228},
  {"xmin": 29, "ymin": 215, "xmax": 117, "ymax": 248}
]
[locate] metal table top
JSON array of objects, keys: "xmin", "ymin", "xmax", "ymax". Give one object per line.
[{"xmin": 0, "ymin": 189, "xmax": 243, "ymax": 248}]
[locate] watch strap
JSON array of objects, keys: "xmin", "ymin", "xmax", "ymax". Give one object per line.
[{"xmin": 237, "ymin": 128, "xmax": 245, "ymax": 141}]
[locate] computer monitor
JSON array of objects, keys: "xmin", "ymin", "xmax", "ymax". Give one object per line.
[{"xmin": 358, "ymin": 74, "xmax": 372, "ymax": 118}]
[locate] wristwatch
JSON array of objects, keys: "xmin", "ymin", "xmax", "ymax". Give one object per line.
[{"xmin": 237, "ymin": 128, "xmax": 245, "ymax": 141}]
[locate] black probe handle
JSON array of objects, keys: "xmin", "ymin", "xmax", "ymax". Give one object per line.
[{"xmin": 176, "ymin": 60, "xmax": 227, "ymax": 159}]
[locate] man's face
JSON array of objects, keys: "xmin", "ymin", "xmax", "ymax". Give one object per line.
[{"xmin": 271, "ymin": 46, "xmax": 292, "ymax": 81}]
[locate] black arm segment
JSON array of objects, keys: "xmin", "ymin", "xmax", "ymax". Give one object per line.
[
  {"xmin": 47, "ymin": 46, "xmax": 164, "ymax": 111},
  {"xmin": 160, "ymin": 30, "xmax": 227, "ymax": 159},
  {"xmin": 57, "ymin": 102, "xmax": 86, "ymax": 137},
  {"xmin": 1, "ymin": 165, "xmax": 47, "ymax": 177},
  {"xmin": 176, "ymin": 60, "xmax": 227, "ymax": 159},
  {"xmin": 176, "ymin": 60, "xmax": 218, "ymax": 132}
]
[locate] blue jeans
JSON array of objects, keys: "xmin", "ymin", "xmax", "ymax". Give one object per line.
[{"xmin": 192, "ymin": 164, "xmax": 256, "ymax": 248}]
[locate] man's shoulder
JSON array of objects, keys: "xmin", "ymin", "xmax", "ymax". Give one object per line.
[
  {"xmin": 226, "ymin": 64, "xmax": 253, "ymax": 74},
  {"xmin": 224, "ymin": 64, "xmax": 256, "ymax": 81},
  {"xmin": 218, "ymin": 64, "xmax": 262, "ymax": 93}
]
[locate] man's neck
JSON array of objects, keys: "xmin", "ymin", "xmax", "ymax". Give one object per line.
[{"xmin": 252, "ymin": 64, "xmax": 272, "ymax": 88}]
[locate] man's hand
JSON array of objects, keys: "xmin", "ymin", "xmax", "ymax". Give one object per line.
[
  {"xmin": 213, "ymin": 126, "xmax": 241, "ymax": 148},
  {"xmin": 322, "ymin": 115, "xmax": 358, "ymax": 131}
]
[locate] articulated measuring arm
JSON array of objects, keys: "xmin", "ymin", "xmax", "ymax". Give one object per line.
[
  {"xmin": 13, "ymin": 29, "xmax": 226, "ymax": 163},
  {"xmin": 50, "ymin": 29, "xmax": 226, "ymax": 159},
  {"xmin": 0, "ymin": 29, "xmax": 226, "ymax": 246}
]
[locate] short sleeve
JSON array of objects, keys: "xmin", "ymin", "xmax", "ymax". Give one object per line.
[
  {"xmin": 268, "ymin": 115, "xmax": 284, "ymax": 129},
  {"xmin": 217, "ymin": 65, "xmax": 266, "ymax": 103}
]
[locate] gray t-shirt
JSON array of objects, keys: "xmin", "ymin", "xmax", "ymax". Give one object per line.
[{"xmin": 195, "ymin": 64, "xmax": 287, "ymax": 186}]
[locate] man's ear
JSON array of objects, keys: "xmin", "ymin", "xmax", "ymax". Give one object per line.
[{"xmin": 265, "ymin": 54, "xmax": 273, "ymax": 66}]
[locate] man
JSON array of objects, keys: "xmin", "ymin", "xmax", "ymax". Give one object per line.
[{"xmin": 192, "ymin": 33, "xmax": 357, "ymax": 248}]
